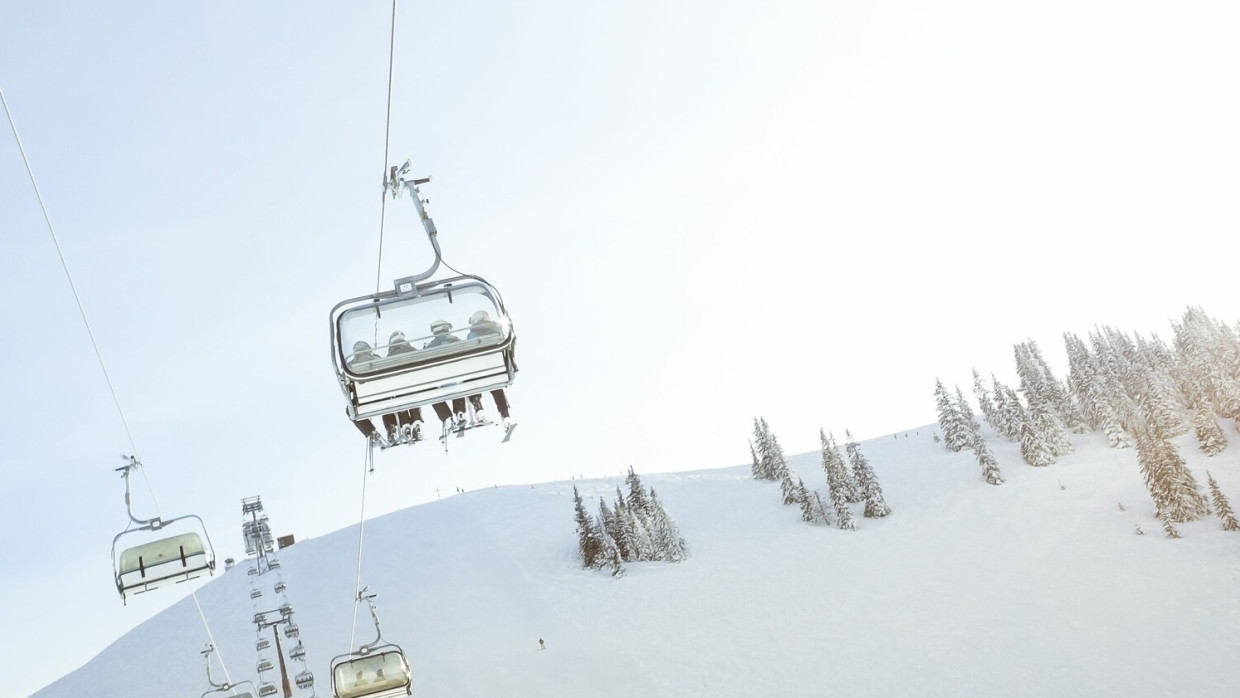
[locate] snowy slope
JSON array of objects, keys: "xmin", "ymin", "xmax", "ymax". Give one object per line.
[{"xmin": 32, "ymin": 426, "xmax": 1240, "ymax": 697}]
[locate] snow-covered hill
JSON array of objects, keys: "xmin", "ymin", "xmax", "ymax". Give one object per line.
[{"xmin": 33, "ymin": 426, "xmax": 1240, "ymax": 697}]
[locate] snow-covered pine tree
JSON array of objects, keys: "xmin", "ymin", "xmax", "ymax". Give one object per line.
[
  {"xmin": 604, "ymin": 491, "xmax": 632, "ymax": 561},
  {"xmin": 625, "ymin": 466, "xmax": 652, "ymax": 520},
  {"xmin": 648, "ymin": 488, "xmax": 687, "ymax": 561},
  {"xmin": 972, "ymin": 368, "xmax": 999, "ymax": 433},
  {"xmin": 749, "ymin": 441, "xmax": 761, "ymax": 479},
  {"xmin": 955, "ymin": 387, "xmax": 983, "ymax": 450},
  {"xmin": 572, "ymin": 486, "xmax": 602, "ymax": 568},
  {"xmin": 1193, "ymin": 404, "xmax": 1228, "ymax": 456},
  {"xmin": 795, "ymin": 477, "xmax": 817, "ymax": 523},
  {"xmin": 1100, "ymin": 401, "xmax": 1134, "ymax": 449},
  {"xmin": 1206, "ymin": 472, "xmax": 1240, "ymax": 531},
  {"xmin": 593, "ymin": 500, "xmax": 625, "ymax": 574},
  {"xmin": 751, "ymin": 418, "xmax": 776, "ymax": 480},
  {"xmin": 975, "ymin": 436, "xmax": 1004, "ymax": 485},
  {"xmin": 820, "ymin": 429, "xmax": 858, "ymax": 530},
  {"xmin": 1137, "ymin": 428, "xmax": 1211, "ymax": 523},
  {"xmin": 1016, "ymin": 400, "xmax": 1054, "ymax": 467},
  {"xmin": 845, "ymin": 429, "xmax": 891, "ymax": 517},
  {"xmin": 781, "ymin": 470, "xmax": 800, "ymax": 506},
  {"xmin": 751, "ymin": 417, "xmax": 791, "ymax": 481},
  {"xmin": 1015, "ymin": 342, "xmax": 1073, "ymax": 457},
  {"xmin": 935, "ymin": 379, "xmax": 970, "ymax": 452}
]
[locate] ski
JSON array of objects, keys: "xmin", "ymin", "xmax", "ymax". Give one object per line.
[{"xmin": 502, "ymin": 423, "xmax": 518, "ymax": 443}]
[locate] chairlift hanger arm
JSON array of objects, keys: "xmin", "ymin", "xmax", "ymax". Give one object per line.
[{"xmin": 384, "ymin": 159, "xmax": 442, "ymax": 284}]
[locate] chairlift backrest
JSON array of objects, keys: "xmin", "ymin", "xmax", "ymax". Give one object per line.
[
  {"xmin": 330, "ymin": 648, "xmax": 412, "ymax": 698},
  {"xmin": 258, "ymin": 683, "xmax": 277, "ymax": 697},
  {"xmin": 296, "ymin": 671, "xmax": 315, "ymax": 689}
]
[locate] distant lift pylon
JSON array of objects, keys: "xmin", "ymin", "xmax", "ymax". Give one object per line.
[
  {"xmin": 330, "ymin": 162, "xmax": 518, "ymax": 449},
  {"xmin": 111, "ymin": 456, "xmax": 216, "ymax": 604}
]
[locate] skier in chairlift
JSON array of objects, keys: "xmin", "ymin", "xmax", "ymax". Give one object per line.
[
  {"xmin": 425, "ymin": 319, "xmax": 484, "ymax": 429},
  {"xmin": 467, "ymin": 310, "xmax": 514, "ymax": 427}
]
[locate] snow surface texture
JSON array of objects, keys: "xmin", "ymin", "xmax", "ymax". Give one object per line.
[{"xmin": 32, "ymin": 427, "xmax": 1240, "ymax": 697}]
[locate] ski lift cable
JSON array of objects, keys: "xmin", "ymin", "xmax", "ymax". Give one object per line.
[
  {"xmin": 374, "ymin": 0, "xmax": 399, "ymax": 295},
  {"xmin": 4, "ymin": 83, "xmax": 234, "ymax": 681},
  {"xmin": 193, "ymin": 593, "xmax": 235, "ymax": 688},
  {"xmin": 1, "ymin": 84, "xmax": 144, "ymax": 461},
  {"xmin": 349, "ymin": 439, "xmax": 374, "ymax": 652},
  {"xmin": 3, "ymin": 84, "xmax": 166, "ymax": 517}
]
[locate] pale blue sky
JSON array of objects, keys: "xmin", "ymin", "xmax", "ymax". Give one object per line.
[{"xmin": 5, "ymin": 2, "xmax": 1240, "ymax": 696}]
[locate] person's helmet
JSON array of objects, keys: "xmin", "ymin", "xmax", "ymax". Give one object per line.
[
  {"xmin": 469, "ymin": 310, "xmax": 490, "ymax": 325},
  {"xmin": 353, "ymin": 341, "xmax": 372, "ymax": 352},
  {"xmin": 430, "ymin": 320, "xmax": 452, "ymax": 334},
  {"xmin": 389, "ymin": 331, "xmax": 406, "ymax": 343}
]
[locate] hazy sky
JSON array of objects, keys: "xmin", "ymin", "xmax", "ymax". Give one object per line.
[{"xmin": 4, "ymin": 2, "xmax": 1240, "ymax": 695}]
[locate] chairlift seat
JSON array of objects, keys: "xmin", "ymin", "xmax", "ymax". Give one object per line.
[
  {"xmin": 258, "ymin": 683, "xmax": 277, "ymax": 697},
  {"xmin": 115, "ymin": 531, "xmax": 214, "ymax": 600},
  {"xmin": 330, "ymin": 648, "xmax": 412, "ymax": 698},
  {"xmin": 332, "ymin": 278, "xmax": 517, "ymax": 430}
]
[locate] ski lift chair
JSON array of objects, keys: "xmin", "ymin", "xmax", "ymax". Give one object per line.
[
  {"xmin": 330, "ymin": 590, "xmax": 412, "ymax": 698},
  {"xmin": 290, "ymin": 642, "xmax": 306, "ymax": 660},
  {"xmin": 200, "ymin": 645, "xmax": 257, "ymax": 698},
  {"xmin": 258, "ymin": 683, "xmax": 278, "ymax": 697},
  {"xmin": 111, "ymin": 458, "xmax": 215, "ymax": 603},
  {"xmin": 332, "ymin": 278, "xmax": 516, "ymax": 448},
  {"xmin": 331, "ymin": 648, "xmax": 412, "ymax": 698},
  {"xmin": 330, "ymin": 162, "xmax": 517, "ymax": 449},
  {"xmin": 296, "ymin": 671, "xmax": 316, "ymax": 689}
]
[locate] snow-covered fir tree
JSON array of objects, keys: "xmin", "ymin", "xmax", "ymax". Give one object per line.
[
  {"xmin": 795, "ymin": 478, "xmax": 817, "ymax": 523},
  {"xmin": 751, "ymin": 417, "xmax": 791, "ymax": 481},
  {"xmin": 820, "ymin": 429, "xmax": 858, "ymax": 531},
  {"xmin": 625, "ymin": 466, "xmax": 652, "ymax": 518},
  {"xmin": 1136, "ymin": 427, "xmax": 1210, "ymax": 523},
  {"xmin": 1016, "ymin": 400, "xmax": 1054, "ymax": 467},
  {"xmin": 596, "ymin": 510, "xmax": 625, "ymax": 577},
  {"xmin": 934, "ymin": 379, "xmax": 971, "ymax": 452},
  {"xmin": 972, "ymin": 368, "xmax": 999, "ymax": 433},
  {"xmin": 601, "ymin": 496, "xmax": 627, "ymax": 558},
  {"xmin": 974, "ymin": 436, "xmax": 1004, "ymax": 485},
  {"xmin": 845, "ymin": 430, "xmax": 891, "ymax": 517},
  {"xmin": 572, "ymin": 486, "xmax": 602, "ymax": 568},
  {"xmin": 647, "ymin": 488, "xmax": 687, "ymax": 561},
  {"xmin": 955, "ymin": 387, "xmax": 983, "ymax": 450},
  {"xmin": 1192, "ymin": 404, "xmax": 1227, "ymax": 456},
  {"xmin": 1206, "ymin": 472, "xmax": 1240, "ymax": 532}
]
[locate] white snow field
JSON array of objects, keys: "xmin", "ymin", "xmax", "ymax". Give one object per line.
[{"xmin": 32, "ymin": 426, "xmax": 1240, "ymax": 697}]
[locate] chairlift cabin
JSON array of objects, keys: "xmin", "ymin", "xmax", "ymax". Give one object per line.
[
  {"xmin": 330, "ymin": 590, "xmax": 412, "ymax": 698},
  {"xmin": 330, "ymin": 164, "xmax": 517, "ymax": 447},
  {"xmin": 111, "ymin": 458, "xmax": 215, "ymax": 603},
  {"xmin": 330, "ymin": 648, "xmax": 412, "ymax": 698}
]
